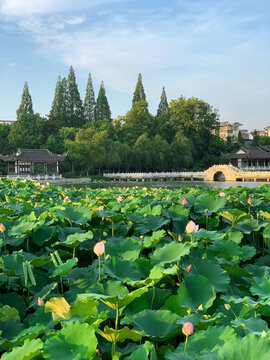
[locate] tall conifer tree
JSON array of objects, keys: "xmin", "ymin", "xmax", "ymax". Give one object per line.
[
  {"xmin": 157, "ymin": 86, "xmax": 168, "ymax": 117},
  {"xmin": 50, "ymin": 76, "xmax": 68, "ymax": 127},
  {"xmin": 16, "ymin": 81, "xmax": 34, "ymax": 119},
  {"xmin": 132, "ymin": 73, "xmax": 146, "ymax": 105},
  {"xmin": 66, "ymin": 66, "xmax": 84, "ymax": 127},
  {"xmin": 95, "ymin": 81, "xmax": 111, "ymax": 121},
  {"xmin": 84, "ymin": 73, "xmax": 95, "ymax": 122}
]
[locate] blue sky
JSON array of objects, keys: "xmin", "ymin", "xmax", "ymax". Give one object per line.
[{"xmin": 0, "ymin": 0, "xmax": 269, "ymax": 131}]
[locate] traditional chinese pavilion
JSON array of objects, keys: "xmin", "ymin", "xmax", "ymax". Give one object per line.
[
  {"xmin": 224, "ymin": 146, "xmax": 270, "ymax": 169},
  {"xmin": 0, "ymin": 149, "xmax": 67, "ymax": 176}
]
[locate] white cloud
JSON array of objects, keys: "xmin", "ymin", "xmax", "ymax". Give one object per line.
[{"xmin": 64, "ymin": 16, "xmax": 86, "ymax": 25}]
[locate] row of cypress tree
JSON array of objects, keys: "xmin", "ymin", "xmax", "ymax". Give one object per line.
[{"xmin": 16, "ymin": 67, "xmax": 168, "ymax": 128}]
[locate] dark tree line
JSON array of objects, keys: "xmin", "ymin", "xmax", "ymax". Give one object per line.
[{"xmin": 0, "ymin": 68, "xmax": 236, "ymax": 175}]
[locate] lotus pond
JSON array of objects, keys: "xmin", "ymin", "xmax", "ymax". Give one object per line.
[{"xmin": 0, "ymin": 178, "xmax": 270, "ymax": 359}]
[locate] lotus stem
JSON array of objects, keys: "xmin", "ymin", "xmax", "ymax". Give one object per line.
[
  {"xmin": 112, "ymin": 305, "xmax": 119, "ymax": 357},
  {"xmin": 60, "ymin": 275, "xmax": 63, "ymax": 294},
  {"xmin": 150, "ymin": 284, "xmax": 155, "ymax": 310},
  {"xmin": 73, "ymin": 248, "xmax": 75, "ymax": 258},
  {"xmin": 98, "ymin": 255, "xmax": 101, "ymax": 282},
  {"xmin": 184, "ymin": 335, "xmax": 189, "ymax": 354}
]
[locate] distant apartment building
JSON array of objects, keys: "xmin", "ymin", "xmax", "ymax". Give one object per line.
[
  {"xmin": 0, "ymin": 120, "xmax": 15, "ymax": 125},
  {"xmin": 219, "ymin": 121, "xmax": 244, "ymax": 141},
  {"xmin": 258, "ymin": 126, "xmax": 270, "ymax": 137}
]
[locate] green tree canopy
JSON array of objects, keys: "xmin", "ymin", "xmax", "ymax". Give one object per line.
[
  {"xmin": 16, "ymin": 81, "xmax": 34, "ymax": 119},
  {"xmin": 121, "ymin": 100, "xmax": 154, "ymax": 146},
  {"xmin": 95, "ymin": 81, "xmax": 111, "ymax": 121},
  {"xmin": 8, "ymin": 113, "xmax": 45, "ymax": 150},
  {"xmin": 84, "ymin": 73, "xmax": 95, "ymax": 122},
  {"xmin": 132, "ymin": 73, "xmax": 146, "ymax": 106},
  {"xmin": 66, "ymin": 66, "xmax": 84, "ymax": 127}
]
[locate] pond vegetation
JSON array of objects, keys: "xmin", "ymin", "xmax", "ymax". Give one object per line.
[{"xmin": 0, "ymin": 178, "xmax": 270, "ymax": 359}]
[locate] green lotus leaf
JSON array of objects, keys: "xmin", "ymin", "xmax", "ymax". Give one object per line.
[
  {"xmin": 82, "ymin": 280, "xmax": 148, "ymax": 309},
  {"xmin": 189, "ymin": 258, "xmax": 230, "ymax": 292},
  {"xmin": 2, "ymin": 253, "xmax": 24, "ymax": 276},
  {"xmin": 54, "ymin": 230, "xmax": 93, "ymax": 248},
  {"xmin": 43, "ymin": 321, "xmax": 97, "ymax": 360},
  {"xmin": 125, "ymin": 341, "xmax": 156, "ymax": 360},
  {"xmin": 194, "ymin": 194, "xmax": 227, "ymax": 215},
  {"xmin": 100, "ymin": 325, "xmax": 143, "ymax": 343},
  {"xmin": 177, "ymin": 274, "xmax": 216, "ymax": 311},
  {"xmin": 123, "ymin": 309, "xmax": 179, "ymax": 340},
  {"xmin": 51, "ymin": 258, "xmax": 78, "ymax": 277},
  {"xmin": 150, "ymin": 242, "xmax": 190, "ymax": 266},
  {"xmin": 241, "ymin": 245, "xmax": 256, "ymax": 261},
  {"xmin": 219, "ymin": 210, "xmax": 249, "ymax": 225},
  {"xmin": 106, "ymin": 237, "xmax": 140, "ymax": 261},
  {"xmin": 225, "ymin": 228, "xmax": 243, "ymax": 244},
  {"xmin": 2, "ymin": 324, "xmax": 48, "ymax": 350},
  {"xmin": 218, "ymin": 333, "xmax": 270, "ymax": 360},
  {"xmin": 149, "ymin": 264, "xmax": 178, "ymax": 283},
  {"xmin": 9, "ymin": 221, "xmax": 39, "ymax": 236},
  {"xmin": 235, "ymin": 219, "xmax": 262, "ymax": 234},
  {"xmin": 222, "ymin": 264, "xmax": 253, "ymax": 278},
  {"xmin": 195, "ymin": 229, "xmax": 225, "ymax": 242},
  {"xmin": 143, "ymin": 230, "xmax": 166, "ymax": 248},
  {"xmin": 1, "ymin": 338, "xmax": 43, "ymax": 360},
  {"xmin": 70, "ymin": 296, "xmax": 98, "ymax": 318},
  {"xmin": 136, "ymin": 216, "xmax": 170, "ymax": 234},
  {"xmin": 53, "ymin": 205, "xmax": 93, "ymax": 224},
  {"xmin": 231, "ymin": 317, "xmax": 269, "ymax": 335},
  {"xmin": 250, "ymin": 278, "xmax": 270, "ymax": 299},
  {"xmin": 0, "ymin": 293, "xmax": 26, "ymax": 319},
  {"xmin": 104, "ymin": 257, "xmax": 143, "ymax": 283},
  {"xmin": 209, "ymin": 240, "xmax": 243, "ymax": 263},
  {"xmin": 0, "ymin": 306, "xmax": 19, "ymax": 321},
  {"xmin": 32, "ymin": 226, "xmax": 56, "ymax": 246}
]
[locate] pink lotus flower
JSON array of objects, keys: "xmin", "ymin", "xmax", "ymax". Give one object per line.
[
  {"xmin": 182, "ymin": 198, "xmax": 188, "ymax": 206},
  {"xmin": 186, "ymin": 264, "xmax": 192, "ymax": 272},
  {"xmin": 98, "ymin": 206, "xmax": 104, "ymax": 211},
  {"xmin": 117, "ymin": 196, "xmax": 123, "ymax": 202},
  {"xmin": 166, "ymin": 195, "xmax": 170, "ymax": 201},
  {"xmin": 37, "ymin": 297, "xmax": 44, "ymax": 306},
  {"xmin": 219, "ymin": 192, "xmax": 226, "ymax": 197},
  {"xmin": 186, "ymin": 220, "xmax": 199, "ymax": 234},
  {"xmin": 93, "ymin": 241, "xmax": 105, "ymax": 256},
  {"xmin": 0, "ymin": 223, "xmax": 5, "ymax": 233},
  {"xmin": 248, "ymin": 197, "xmax": 252, "ymax": 205},
  {"xmin": 182, "ymin": 322, "xmax": 194, "ymax": 336}
]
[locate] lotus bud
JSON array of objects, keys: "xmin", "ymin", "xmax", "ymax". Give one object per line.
[
  {"xmin": 37, "ymin": 297, "xmax": 44, "ymax": 306},
  {"xmin": 0, "ymin": 223, "xmax": 5, "ymax": 233},
  {"xmin": 93, "ymin": 241, "xmax": 105, "ymax": 256},
  {"xmin": 182, "ymin": 198, "xmax": 188, "ymax": 206},
  {"xmin": 186, "ymin": 220, "xmax": 199, "ymax": 234},
  {"xmin": 186, "ymin": 264, "xmax": 192, "ymax": 272},
  {"xmin": 224, "ymin": 303, "xmax": 231, "ymax": 310},
  {"xmin": 98, "ymin": 206, "xmax": 104, "ymax": 211},
  {"xmin": 182, "ymin": 322, "xmax": 194, "ymax": 336},
  {"xmin": 178, "ymin": 234, "xmax": 182, "ymax": 242},
  {"xmin": 248, "ymin": 197, "xmax": 252, "ymax": 205},
  {"xmin": 219, "ymin": 192, "xmax": 226, "ymax": 197},
  {"xmin": 166, "ymin": 195, "xmax": 170, "ymax": 201}
]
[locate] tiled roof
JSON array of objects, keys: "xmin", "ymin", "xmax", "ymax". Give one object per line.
[
  {"xmin": 225, "ymin": 147, "xmax": 270, "ymax": 159},
  {"xmin": 0, "ymin": 149, "xmax": 67, "ymax": 162}
]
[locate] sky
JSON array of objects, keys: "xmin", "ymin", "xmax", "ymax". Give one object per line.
[{"xmin": 0, "ymin": 0, "xmax": 269, "ymax": 131}]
